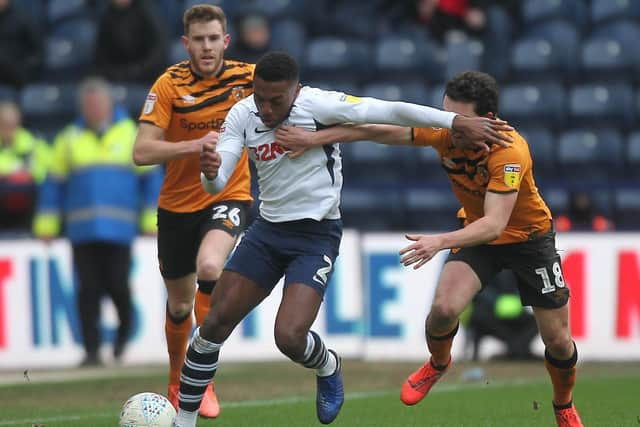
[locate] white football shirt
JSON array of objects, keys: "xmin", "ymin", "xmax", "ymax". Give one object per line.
[{"xmin": 203, "ymin": 86, "xmax": 458, "ymax": 222}]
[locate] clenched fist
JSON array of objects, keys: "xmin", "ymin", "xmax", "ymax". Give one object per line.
[{"xmin": 200, "ymin": 131, "xmax": 221, "ymax": 180}]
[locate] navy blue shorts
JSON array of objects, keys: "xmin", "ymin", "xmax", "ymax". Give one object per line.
[{"xmin": 225, "ymin": 217, "xmax": 342, "ymax": 296}]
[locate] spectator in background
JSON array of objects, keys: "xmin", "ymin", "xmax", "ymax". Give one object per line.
[
  {"xmin": 33, "ymin": 77, "xmax": 163, "ymax": 367},
  {"xmin": 0, "ymin": 101, "xmax": 49, "ymax": 234},
  {"xmin": 413, "ymin": 0, "xmax": 488, "ymax": 41},
  {"xmin": 95, "ymin": 0, "xmax": 167, "ymax": 84},
  {"xmin": 227, "ymin": 12, "xmax": 271, "ymax": 64},
  {"xmin": 0, "ymin": 0, "xmax": 44, "ymax": 87},
  {"xmin": 555, "ymin": 191, "xmax": 614, "ymax": 232}
]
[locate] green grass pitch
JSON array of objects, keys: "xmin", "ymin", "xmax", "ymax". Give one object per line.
[{"xmin": 0, "ymin": 360, "xmax": 638, "ymax": 426}]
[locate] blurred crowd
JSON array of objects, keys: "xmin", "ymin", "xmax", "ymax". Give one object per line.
[{"xmin": 2, "ymin": 0, "xmax": 635, "ymax": 236}]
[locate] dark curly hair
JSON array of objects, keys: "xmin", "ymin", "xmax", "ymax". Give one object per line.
[
  {"xmin": 444, "ymin": 71, "xmax": 499, "ymax": 116},
  {"xmin": 255, "ymin": 51, "xmax": 299, "ymax": 82}
]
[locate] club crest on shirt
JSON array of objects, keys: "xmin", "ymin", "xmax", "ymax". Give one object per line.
[
  {"xmin": 503, "ymin": 164, "xmax": 521, "ymax": 188},
  {"xmin": 232, "ymin": 86, "xmax": 245, "ymax": 101}
]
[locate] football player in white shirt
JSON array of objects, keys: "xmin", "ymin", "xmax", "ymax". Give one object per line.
[{"xmin": 173, "ymin": 52, "xmax": 512, "ymax": 427}]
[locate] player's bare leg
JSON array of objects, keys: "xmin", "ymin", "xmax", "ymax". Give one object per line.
[
  {"xmin": 174, "ymin": 271, "xmax": 269, "ymax": 427},
  {"xmin": 193, "ymin": 229, "xmax": 239, "ymax": 418},
  {"xmin": 275, "ymin": 283, "xmax": 343, "ymax": 424},
  {"xmin": 534, "ymin": 305, "xmax": 584, "ymax": 427},
  {"xmin": 401, "ymin": 261, "xmax": 481, "ymax": 405}
]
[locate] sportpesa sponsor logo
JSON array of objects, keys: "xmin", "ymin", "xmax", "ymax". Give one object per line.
[{"xmin": 180, "ymin": 118, "xmax": 225, "ymax": 132}]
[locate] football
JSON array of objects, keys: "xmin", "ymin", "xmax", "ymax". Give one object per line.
[{"xmin": 119, "ymin": 392, "xmax": 176, "ymax": 427}]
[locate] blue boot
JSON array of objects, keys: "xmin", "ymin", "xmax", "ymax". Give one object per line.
[{"xmin": 316, "ymin": 350, "xmax": 344, "ymax": 424}]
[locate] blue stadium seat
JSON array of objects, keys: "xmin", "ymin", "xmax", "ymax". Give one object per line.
[
  {"xmin": 252, "ymin": 0, "xmax": 305, "ymax": 20},
  {"xmin": 593, "ymin": 20, "xmax": 640, "ymax": 56},
  {"xmin": 303, "ymin": 81, "xmax": 361, "ymax": 96},
  {"xmin": 0, "ymin": 85, "xmax": 17, "ymax": 103},
  {"xmin": 428, "ymin": 84, "xmax": 446, "ymax": 110},
  {"xmin": 340, "ymin": 187, "xmax": 403, "ymax": 230},
  {"xmin": 518, "ymin": 126, "xmax": 555, "ymax": 176},
  {"xmin": 169, "ymin": 39, "xmax": 189, "ymax": 65},
  {"xmin": 15, "ymin": 0, "xmax": 46, "ymax": 29},
  {"xmin": 47, "ymin": 0, "xmax": 91, "ymax": 25},
  {"xmin": 347, "ymin": 141, "xmax": 417, "ymax": 183},
  {"xmin": 403, "ymin": 187, "xmax": 461, "ymax": 231},
  {"xmin": 182, "ymin": 0, "xmax": 241, "ymax": 21},
  {"xmin": 580, "ymin": 35, "xmax": 638, "ymax": 81},
  {"xmin": 499, "ymin": 82, "xmax": 566, "ymax": 128},
  {"xmin": 627, "ymin": 132, "xmax": 640, "ymax": 177},
  {"xmin": 568, "ymin": 83, "xmax": 635, "ymax": 129},
  {"xmin": 20, "ymin": 83, "xmax": 77, "ymax": 133},
  {"xmin": 538, "ymin": 187, "xmax": 569, "ymax": 214},
  {"xmin": 374, "ymin": 35, "xmax": 442, "ymax": 82},
  {"xmin": 304, "ymin": 37, "xmax": 372, "ymax": 81},
  {"xmin": 110, "ymin": 83, "xmax": 149, "ymax": 118},
  {"xmin": 557, "ymin": 128, "xmax": 624, "ymax": 181},
  {"xmin": 361, "ymin": 81, "xmax": 429, "ymax": 104},
  {"xmin": 591, "ymin": 0, "xmax": 640, "ymax": 25},
  {"xmin": 520, "ymin": 21, "xmax": 580, "ymax": 80},
  {"xmin": 445, "ymin": 37, "xmax": 484, "ymax": 81},
  {"xmin": 269, "ymin": 20, "xmax": 306, "ymax": 62},
  {"xmin": 521, "ymin": 0, "xmax": 588, "ymax": 30},
  {"xmin": 613, "ymin": 188, "xmax": 640, "ymax": 230},
  {"xmin": 44, "ymin": 18, "xmax": 96, "ymax": 80}
]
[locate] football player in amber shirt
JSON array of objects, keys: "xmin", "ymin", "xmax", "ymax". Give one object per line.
[
  {"xmin": 275, "ymin": 71, "xmax": 583, "ymax": 427},
  {"xmin": 132, "ymin": 5, "xmax": 253, "ymax": 418}
]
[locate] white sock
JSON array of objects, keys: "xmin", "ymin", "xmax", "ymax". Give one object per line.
[
  {"xmin": 174, "ymin": 408, "xmax": 198, "ymax": 427},
  {"xmin": 317, "ymin": 350, "xmax": 338, "ymax": 377},
  {"xmin": 191, "ymin": 327, "xmax": 223, "ymax": 353}
]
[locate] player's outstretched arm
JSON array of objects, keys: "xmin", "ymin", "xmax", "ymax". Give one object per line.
[
  {"xmin": 133, "ymin": 122, "xmax": 205, "ymax": 165},
  {"xmin": 276, "ymin": 124, "xmax": 410, "ymax": 158},
  {"xmin": 399, "ymin": 191, "xmax": 517, "ymax": 270}
]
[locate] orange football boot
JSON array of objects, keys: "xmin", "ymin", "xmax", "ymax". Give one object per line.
[{"xmin": 400, "ymin": 358, "xmax": 451, "ymax": 406}]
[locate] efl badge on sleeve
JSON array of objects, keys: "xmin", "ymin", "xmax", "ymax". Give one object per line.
[
  {"xmin": 143, "ymin": 93, "xmax": 157, "ymax": 114},
  {"xmin": 503, "ymin": 164, "xmax": 521, "ymax": 188},
  {"xmin": 339, "ymin": 94, "xmax": 362, "ymax": 103}
]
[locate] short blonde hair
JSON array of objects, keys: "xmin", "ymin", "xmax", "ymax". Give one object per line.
[{"xmin": 183, "ymin": 4, "xmax": 227, "ymax": 35}]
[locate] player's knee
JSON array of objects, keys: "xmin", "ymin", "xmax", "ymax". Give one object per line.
[
  {"xmin": 201, "ymin": 307, "xmax": 235, "ymax": 342},
  {"xmin": 196, "ymin": 259, "xmax": 223, "ymax": 281},
  {"xmin": 274, "ymin": 325, "xmax": 307, "ymax": 360},
  {"xmin": 430, "ymin": 302, "xmax": 460, "ymax": 325},
  {"xmin": 167, "ymin": 301, "xmax": 192, "ymax": 320},
  {"xmin": 543, "ymin": 332, "xmax": 573, "ymax": 358}
]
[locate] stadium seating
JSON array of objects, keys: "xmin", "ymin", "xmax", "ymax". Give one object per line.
[
  {"xmin": 20, "ymin": 83, "xmax": 77, "ymax": 141},
  {"xmin": 44, "ymin": 18, "xmax": 96, "ymax": 80},
  {"xmin": 499, "ymin": 82, "xmax": 566, "ymax": 128},
  {"xmin": 168, "ymin": 39, "xmax": 189, "ymax": 65},
  {"xmin": 110, "ymin": 83, "xmax": 149, "ymax": 117},
  {"xmin": 444, "ymin": 37, "xmax": 484, "ymax": 81},
  {"xmin": 538, "ymin": 187, "xmax": 569, "ymax": 215},
  {"xmin": 627, "ymin": 132, "xmax": 640, "ymax": 178},
  {"xmin": 403, "ymin": 187, "xmax": 461, "ymax": 231},
  {"xmin": 521, "ymin": 0, "xmax": 588, "ymax": 31},
  {"xmin": 0, "ymin": 85, "xmax": 18, "ymax": 103},
  {"xmin": 518, "ymin": 126, "xmax": 556, "ymax": 176},
  {"xmin": 47, "ymin": 0, "xmax": 91, "ymax": 25},
  {"xmin": 614, "ymin": 188, "xmax": 640, "ymax": 230},
  {"xmin": 269, "ymin": 20, "xmax": 306, "ymax": 62},
  {"xmin": 568, "ymin": 83, "xmax": 635, "ymax": 129},
  {"xmin": 340, "ymin": 187, "xmax": 404, "ymax": 231},
  {"xmin": 361, "ymin": 81, "xmax": 429, "ymax": 104},
  {"xmin": 345, "ymin": 141, "xmax": 417, "ymax": 184},
  {"xmin": 591, "ymin": 0, "xmax": 640, "ymax": 25},
  {"xmin": 557, "ymin": 128, "xmax": 624, "ymax": 182},
  {"xmin": 374, "ymin": 35, "xmax": 443, "ymax": 82},
  {"xmin": 304, "ymin": 37, "xmax": 372, "ymax": 81},
  {"xmin": 251, "ymin": 0, "xmax": 306, "ymax": 20}
]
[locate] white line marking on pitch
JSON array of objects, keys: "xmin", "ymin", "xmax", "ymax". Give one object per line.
[{"xmin": 0, "ymin": 378, "xmax": 549, "ymax": 426}]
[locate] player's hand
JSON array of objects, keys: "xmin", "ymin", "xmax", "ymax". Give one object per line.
[
  {"xmin": 196, "ymin": 131, "xmax": 219, "ymax": 153},
  {"xmin": 200, "ymin": 135, "xmax": 221, "ymax": 180},
  {"xmin": 451, "ymin": 116, "xmax": 513, "ymax": 151},
  {"xmin": 275, "ymin": 126, "xmax": 316, "ymax": 159},
  {"xmin": 399, "ymin": 234, "xmax": 445, "ymax": 270}
]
